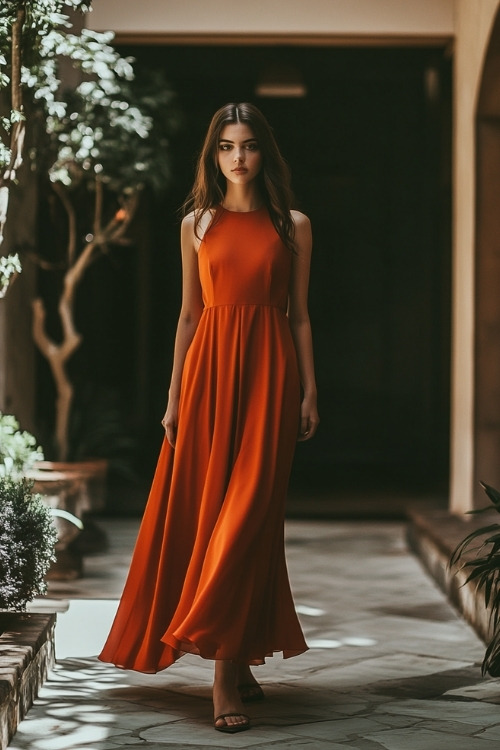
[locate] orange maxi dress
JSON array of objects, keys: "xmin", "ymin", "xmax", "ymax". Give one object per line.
[{"xmin": 99, "ymin": 206, "xmax": 308, "ymax": 672}]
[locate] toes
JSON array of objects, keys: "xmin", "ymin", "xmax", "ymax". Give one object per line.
[{"xmin": 215, "ymin": 714, "xmax": 248, "ymax": 727}]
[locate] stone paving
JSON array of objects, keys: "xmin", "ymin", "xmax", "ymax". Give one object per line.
[{"xmin": 8, "ymin": 519, "xmax": 500, "ymax": 749}]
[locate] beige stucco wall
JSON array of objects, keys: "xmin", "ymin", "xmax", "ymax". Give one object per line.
[
  {"xmin": 450, "ymin": 0, "xmax": 500, "ymax": 513},
  {"xmin": 88, "ymin": 0, "xmax": 454, "ymax": 37}
]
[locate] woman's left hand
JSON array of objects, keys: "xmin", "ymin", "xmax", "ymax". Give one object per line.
[{"xmin": 298, "ymin": 393, "xmax": 320, "ymax": 441}]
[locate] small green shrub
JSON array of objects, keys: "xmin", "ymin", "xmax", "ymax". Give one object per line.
[{"xmin": 0, "ymin": 477, "xmax": 57, "ymax": 611}]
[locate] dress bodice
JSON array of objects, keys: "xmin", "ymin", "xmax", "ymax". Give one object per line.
[{"xmin": 198, "ymin": 207, "xmax": 291, "ymax": 311}]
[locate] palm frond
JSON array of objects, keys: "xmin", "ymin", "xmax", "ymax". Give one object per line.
[
  {"xmin": 480, "ymin": 481, "xmax": 500, "ymax": 510},
  {"xmin": 483, "ymin": 629, "xmax": 500, "ymax": 676},
  {"xmin": 450, "ymin": 524, "xmax": 500, "ymax": 566},
  {"xmin": 451, "ymin": 482, "xmax": 500, "ymax": 677}
]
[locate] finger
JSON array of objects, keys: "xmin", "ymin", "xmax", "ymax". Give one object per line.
[
  {"xmin": 297, "ymin": 416, "xmax": 310, "ymax": 441},
  {"xmin": 305, "ymin": 423, "xmax": 317, "ymax": 439},
  {"xmin": 166, "ymin": 423, "xmax": 177, "ymax": 448},
  {"xmin": 307, "ymin": 420, "xmax": 319, "ymax": 439},
  {"xmin": 298, "ymin": 417, "xmax": 320, "ymax": 441}
]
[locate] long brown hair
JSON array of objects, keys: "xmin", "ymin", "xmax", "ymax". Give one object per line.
[{"xmin": 183, "ymin": 103, "xmax": 295, "ymax": 251}]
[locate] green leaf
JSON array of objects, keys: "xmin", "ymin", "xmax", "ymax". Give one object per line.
[
  {"xmin": 480, "ymin": 481, "xmax": 500, "ymax": 508},
  {"xmin": 0, "ymin": 477, "xmax": 57, "ymax": 611},
  {"xmin": 449, "ymin": 523, "xmax": 500, "ymax": 566}
]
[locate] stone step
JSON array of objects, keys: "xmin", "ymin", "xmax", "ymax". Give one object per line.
[
  {"xmin": 0, "ymin": 613, "xmax": 56, "ymax": 750},
  {"xmin": 407, "ymin": 507, "xmax": 496, "ymax": 648}
]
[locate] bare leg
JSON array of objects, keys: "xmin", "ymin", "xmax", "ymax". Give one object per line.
[
  {"xmin": 237, "ymin": 664, "xmax": 265, "ymax": 702},
  {"xmin": 237, "ymin": 664, "xmax": 259, "ymax": 685},
  {"xmin": 213, "ymin": 661, "xmax": 250, "ymax": 730}
]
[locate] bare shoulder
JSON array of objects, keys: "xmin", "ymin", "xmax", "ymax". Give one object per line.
[
  {"xmin": 179, "ymin": 212, "xmax": 195, "ymax": 251},
  {"xmin": 291, "ymin": 210, "xmax": 312, "ymax": 257},
  {"xmin": 182, "ymin": 210, "xmax": 196, "ymax": 227},
  {"xmin": 181, "ymin": 209, "xmax": 214, "ymax": 252},
  {"xmin": 181, "ymin": 209, "xmax": 214, "ymax": 228},
  {"xmin": 291, "ymin": 209, "xmax": 311, "ymax": 230}
]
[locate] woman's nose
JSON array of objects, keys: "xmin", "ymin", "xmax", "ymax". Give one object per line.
[{"xmin": 233, "ymin": 149, "xmax": 244, "ymax": 162}]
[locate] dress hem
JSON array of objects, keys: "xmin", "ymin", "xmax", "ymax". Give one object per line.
[{"xmin": 97, "ymin": 642, "xmax": 309, "ymax": 674}]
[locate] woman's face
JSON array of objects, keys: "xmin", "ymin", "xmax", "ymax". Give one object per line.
[{"xmin": 217, "ymin": 122, "xmax": 262, "ymax": 185}]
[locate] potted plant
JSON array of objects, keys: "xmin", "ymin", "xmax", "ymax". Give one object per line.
[
  {"xmin": 1, "ymin": 2, "xmax": 178, "ymax": 513},
  {"xmin": 0, "ymin": 476, "xmax": 57, "ymax": 611},
  {"xmin": 0, "ymin": 411, "xmax": 84, "ymax": 578},
  {"xmin": 0, "ymin": 474, "xmax": 58, "ymax": 747},
  {"xmin": 450, "ymin": 481, "xmax": 500, "ymax": 676}
]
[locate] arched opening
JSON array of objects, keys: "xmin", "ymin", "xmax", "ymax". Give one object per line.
[{"xmin": 474, "ymin": 8, "xmax": 500, "ymax": 503}]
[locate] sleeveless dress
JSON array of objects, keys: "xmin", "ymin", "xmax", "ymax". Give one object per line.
[{"xmin": 99, "ymin": 206, "xmax": 308, "ymax": 672}]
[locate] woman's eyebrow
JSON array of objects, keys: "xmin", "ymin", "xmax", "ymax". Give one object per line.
[{"xmin": 218, "ymin": 138, "xmax": 258, "ymax": 144}]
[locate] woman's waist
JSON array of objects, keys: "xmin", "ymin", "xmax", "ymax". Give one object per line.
[{"xmin": 201, "ymin": 302, "xmax": 287, "ymax": 314}]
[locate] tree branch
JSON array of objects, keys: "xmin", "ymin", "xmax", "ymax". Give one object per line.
[
  {"xmin": 52, "ymin": 181, "xmax": 77, "ymax": 265},
  {"xmin": 32, "ymin": 296, "xmax": 81, "ymax": 461},
  {"xmin": 32, "ymin": 185, "xmax": 141, "ymax": 459},
  {"xmin": 0, "ymin": 3, "xmax": 26, "ymax": 245},
  {"xmin": 11, "ymin": 4, "xmax": 24, "ymax": 113},
  {"xmin": 1, "ymin": 4, "xmax": 26, "ymax": 185},
  {"xmin": 94, "ymin": 176, "xmax": 103, "ymax": 238}
]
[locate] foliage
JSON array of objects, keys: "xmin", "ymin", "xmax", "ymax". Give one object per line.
[
  {"xmin": 0, "ymin": 2, "xmax": 95, "ymax": 246},
  {"xmin": 450, "ymin": 481, "xmax": 500, "ymax": 676},
  {"xmin": 0, "ymin": 251, "xmax": 21, "ymax": 296},
  {"xmin": 0, "ymin": 411, "xmax": 44, "ymax": 478},
  {"xmin": 1, "ymin": 1, "xmax": 179, "ymax": 461},
  {"xmin": 45, "ymin": 62, "xmax": 176, "ymax": 194},
  {"xmin": 0, "ymin": 0, "xmax": 176, "ymax": 192},
  {"xmin": 0, "ymin": 476, "xmax": 57, "ymax": 611}
]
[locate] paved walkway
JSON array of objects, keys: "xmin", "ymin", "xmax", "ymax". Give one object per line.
[{"xmin": 8, "ymin": 520, "xmax": 500, "ymax": 749}]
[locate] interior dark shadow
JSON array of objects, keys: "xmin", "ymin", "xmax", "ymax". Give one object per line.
[{"xmin": 36, "ymin": 45, "xmax": 452, "ymax": 516}]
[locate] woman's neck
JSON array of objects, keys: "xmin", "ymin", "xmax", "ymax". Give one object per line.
[{"xmin": 222, "ymin": 184, "xmax": 262, "ymax": 213}]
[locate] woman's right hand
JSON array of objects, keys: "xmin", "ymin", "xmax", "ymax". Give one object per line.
[{"xmin": 162, "ymin": 397, "xmax": 179, "ymax": 448}]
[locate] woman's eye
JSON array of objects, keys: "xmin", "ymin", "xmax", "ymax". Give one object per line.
[
  {"xmin": 219, "ymin": 144, "xmax": 231, "ymax": 151},
  {"xmin": 246, "ymin": 143, "xmax": 258, "ymax": 151}
]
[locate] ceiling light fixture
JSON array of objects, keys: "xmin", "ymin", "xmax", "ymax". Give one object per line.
[{"xmin": 255, "ymin": 64, "xmax": 307, "ymax": 98}]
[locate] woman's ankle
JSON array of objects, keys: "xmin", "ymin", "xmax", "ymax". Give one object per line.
[{"xmin": 214, "ymin": 660, "xmax": 239, "ymax": 688}]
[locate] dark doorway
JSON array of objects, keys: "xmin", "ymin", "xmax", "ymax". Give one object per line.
[{"xmin": 108, "ymin": 44, "xmax": 452, "ymax": 512}]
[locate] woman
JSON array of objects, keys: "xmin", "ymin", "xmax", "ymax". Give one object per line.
[{"xmin": 99, "ymin": 102, "xmax": 319, "ymax": 734}]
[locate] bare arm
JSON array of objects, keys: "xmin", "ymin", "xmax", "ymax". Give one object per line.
[
  {"xmin": 288, "ymin": 211, "xmax": 320, "ymax": 441},
  {"xmin": 162, "ymin": 213, "xmax": 204, "ymax": 447}
]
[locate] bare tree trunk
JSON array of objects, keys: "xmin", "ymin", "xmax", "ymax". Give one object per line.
[
  {"xmin": 32, "ymin": 187, "xmax": 140, "ymax": 460},
  {"xmin": 32, "ymin": 297, "xmax": 80, "ymax": 461},
  {"xmin": 0, "ymin": 3, "xmax": 26, "ymax": 247}
]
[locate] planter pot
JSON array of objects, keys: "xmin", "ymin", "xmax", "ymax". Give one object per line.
[
  {"xmin": 25, "ymin": 459, "xmax": 108, "ymax": 580},
  {"xmin": 30, "ymin": 459, "xmax": 108, "ymax": 514}
]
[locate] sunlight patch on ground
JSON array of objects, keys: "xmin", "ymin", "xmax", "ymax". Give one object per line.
[{"xmin": 54, "ymin": 600, "xmax": 118, "ymax": 658}]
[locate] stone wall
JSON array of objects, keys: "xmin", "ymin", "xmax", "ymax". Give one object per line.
[
  {"xmin": 0, "ymin": 612, "xmax": 56, "ymax": 750},
  {"xmin": 450, "ymin": 0, "xmax": 500, "ymax": 513}
]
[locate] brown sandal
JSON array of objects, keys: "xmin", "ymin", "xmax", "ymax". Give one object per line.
[{"xmin": 214, "ymin": 713, "xmax": 251, "ymax": 733}]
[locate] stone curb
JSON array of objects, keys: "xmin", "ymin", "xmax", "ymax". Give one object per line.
[
  {"xmin": 0, "ymin": 612, "xmax": 56, "ymax": 750},
  {"xmin": 407, "ymin": 507, "xmax": 494, "ymax": 647}
]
